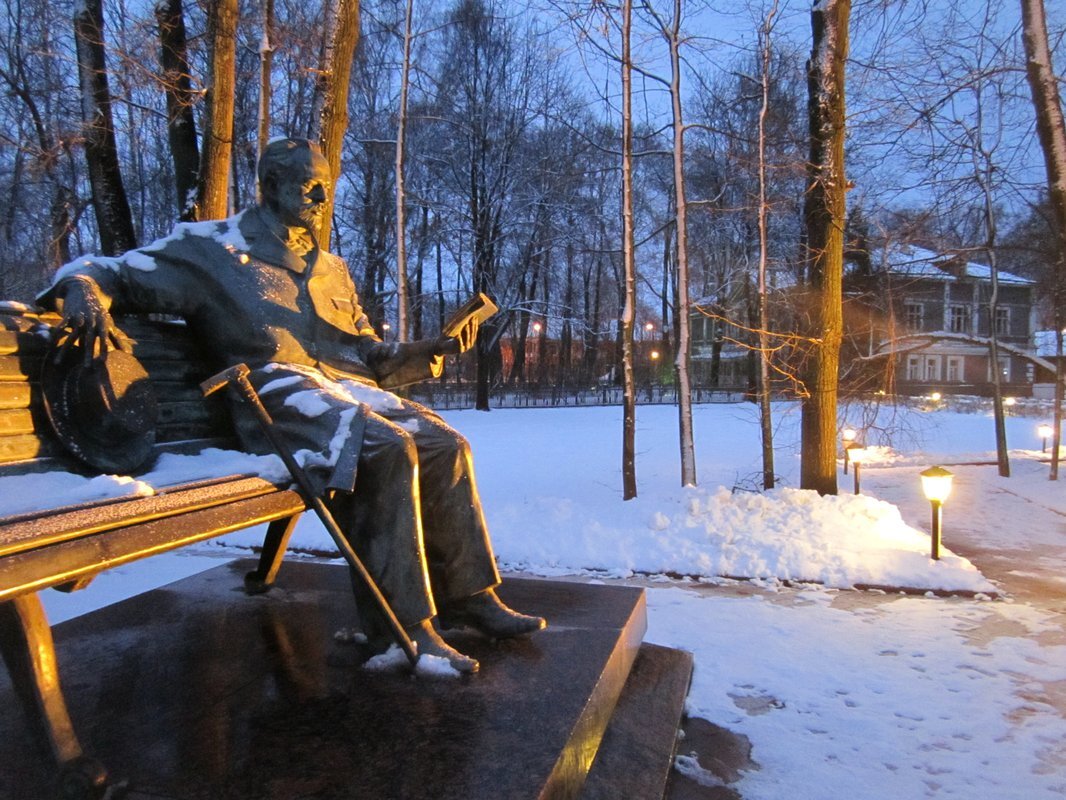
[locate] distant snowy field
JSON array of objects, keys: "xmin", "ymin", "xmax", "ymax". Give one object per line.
[{"xmin": 20, "ymin": 400, "xmax": 1066, "ymax": 799}]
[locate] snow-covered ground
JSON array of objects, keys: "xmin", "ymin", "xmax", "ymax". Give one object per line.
[{"xmin": 20, "ymin": 401, "xmax": 1066, "ymax": 799}]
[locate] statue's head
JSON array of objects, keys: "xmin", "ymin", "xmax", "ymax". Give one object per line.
[{"xmin": 258, "ymin": 138, "xmax": 332, "ymax": 233}]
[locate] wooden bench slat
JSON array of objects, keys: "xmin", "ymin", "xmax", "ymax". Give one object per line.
[
  {"xmin": 0, "ymin": 354, "xmax": 37, "ymax": 382},
  {"xmin": 0, "ymin": 434, "xmax": 61, "ymax": 462},
  {"xmin": 0, "ymin": 329, "xmax": 50, "ymax": 356},
  {"xmin": 0, "ymin": 490, "xmax": 306, "ymax": 602},
  {"xmin": 0, "ymin": 475, "xmax": 289, "ymax": 558},
  {"xmin": 0, "ymin": 408, "xmax": 34, "ymax": 436},
  {"xmin": 0, "ymin": 383, "xmax": 31, "ymax": 410}
]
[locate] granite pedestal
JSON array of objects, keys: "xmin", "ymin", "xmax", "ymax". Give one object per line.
[{"xmin": 0, "ymin": 561, "xmax": 690, "ymax": 799}]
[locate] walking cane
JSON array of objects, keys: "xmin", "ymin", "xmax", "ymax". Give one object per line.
[{"xmin": 202, "ymin": 363, "xmax": 419, "ymax": 668}]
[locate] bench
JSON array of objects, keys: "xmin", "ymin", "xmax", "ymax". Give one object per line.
[{"xmin": 0, "ymin": 304, "xmax": 309, "ymax": 797}]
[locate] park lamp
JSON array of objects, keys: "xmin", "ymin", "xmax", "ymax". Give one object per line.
[
  {"xmin": 650, "ymin": 349, "xmax": 660, "ymax": 361},
  {"xmin": 920, "ymin": 466, "xmax": 954, "ymax": 561},
  {"xmin": 1038, "ymin": 423, "xmax": 1053, "ymax": 453},
  {"xmin": 846, "ymin": 443, "xmax": 867, "ymax": 495},
  {"xmin": 929, "ymin": 391, "xmax": 942, "ymax": 403},
  {"xmin": 842, "ymin": 428, "xmax": 857, "ymax": 474}
]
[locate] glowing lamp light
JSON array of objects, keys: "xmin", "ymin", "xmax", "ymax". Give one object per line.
[
  {"xmin": 846, "ymin": 443, "xmax": 867, "ymax": 495},
  {"xmin": 929, "ymin": 391, "xmax": 942, "ymax": 402},
  {"xmin": 381, "ymin": 322, "xmax": 391, "ymax": 331},
  {"xmin": 841, "ymin": 428, "xmax": 857, "ymax": 474},
  {"xmin": 532, "ymin": 322, "xmax": 542, "ymax": 333},
  {"xmin": 920, "ymin": 465, "xmax": 954, "ymax": 560},
  {"xmin": 1004, "ymin": 396, "xmax": 1016, "ymax": 407},
  {"xmin": 645, "ymin": 322, "xmax": 655, "ymax": 332},
  {"xmin": 1038, "ymin": 423, "xmax": 1054, "ymax": 453},
  {"xmin": 920, "ymin": 465, "xmax": 953, "ymax": 504},
  {"xmin": 650, "ymin": 350, "xmax": 660, "ymax": 360}
]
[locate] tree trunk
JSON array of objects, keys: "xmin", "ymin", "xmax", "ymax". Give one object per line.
[
  {"xmin": 155, "ymin": 0, "xmax": 200, "ymax": 220},
  {"xmin": 1055, "ymin": 330, "xmax": 1064, "ymax": 479},
  {"xmin": 799, "ymin": 0, "xmax": 850, "ymax": 495},
  {"xmin": 74, "ymin": 0, "xmax": 137, "ymax": 254},
  {"xmin": 395, "ymin": 0, "xmax": 414, "ymax": 341},
  {"xmin": 757, "ymin": 1, "xmax": 779, "ymax": 490},
  {"xmin": 665, "ymin": 0, "xmax": 696, "ymax": 487},
  {"xmin": 315, "ymin": 0, "xmax": 360, "ymax": 247},
  {"xmin": 1020, "ymin": 0, "xmax": 1066, "ymax": 480},
  {"xmin": 198, "ymin": 0, "xmax": 237, "ymax": 221},
  {"xmin": 256, "ymin": 0, "xmax": 275, "ymax": 200},
  {"xmin": 620, "ymin": 0, "xmax": 637, "ymax": 499}
]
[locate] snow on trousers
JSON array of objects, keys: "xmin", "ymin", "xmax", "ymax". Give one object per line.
[{"xmin": 231, "ymin": 366, "xmax": 501, "ymax": 629}]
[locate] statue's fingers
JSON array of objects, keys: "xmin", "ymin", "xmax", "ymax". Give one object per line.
[
  {"xmin": 54, "ymin": 327, "xmax": 79, "ymax": 364},
  {"xmin": 107, "ymin": 329, "xmax": 128, "ymax": 352},
  {"xmin": 105, "ymin": 318, "xmax": 127, "ymax": 352}
]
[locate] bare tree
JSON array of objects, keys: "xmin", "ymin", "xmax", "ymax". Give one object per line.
[
  {"xmin": 395, "ymin": 0, "xmax": 414, "ymax": 341},
  {"xmin": 199, "ymin": 0, "xmax": 237, "ymax": 220},
  {"xmin": 800, "ymin": 0, "xmax": 850, "ymax": 495},
  {"xmin": 642, "ymin": 0, "xmax": 695, "ymax": 486},
  {"xmin": 155, "ymin": 0, "xmax": 200, "ymax": 220},
  {"xmin": 74, "ymin": 0, "xmax": 137, "ymax": 253},
  {"xmin": 756, "ymin": 0, "xmax": 780, "ymax": 490},
  {"xmin": 315, "ymin": 0, "xmax": 361, "ymax": 247},
  {"xmin": 257, "ymin": 0, "xmax": 275, "ymax": 197},
  {"xmin": 1020, "ymin": 0, "xmax": 1066, "ymax": 479},
  {"xmin": 621, "ymin": 0, "xmax": 637, "ymax": 498}
]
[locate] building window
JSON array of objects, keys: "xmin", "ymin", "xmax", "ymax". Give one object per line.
[
  {"xmin": 949, "ymin": 305, "xmax": 970, "ymax": 333},
  {"xmin": 924, "ymin": 355, "xmax": 941, "ymax": 381},
  {"xmin": 994, "ymin": 307, "xmax": 1010, "ymax": 336},
  {"xmin": 987, "ymin": 357, "xmax": 1010, "ymax": 382},
  {"xmin": 904, "ymin": 303, "xmax": 923, "ymax": 330},
  {"xmin": 946, "ymin": 356, "xmax": 963, "ymax": 382},
  {"xmin": 906, "ymin": 355, "xmax": 921, "ymax": 380}
]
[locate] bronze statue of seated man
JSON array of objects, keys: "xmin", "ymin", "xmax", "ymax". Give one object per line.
[{"xmin": 43, "ymin": 137, "xmax": 545, "ymax": 673}]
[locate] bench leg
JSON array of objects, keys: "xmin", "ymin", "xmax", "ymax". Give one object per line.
[
  {"xmin": 0, "ymin": 594, "xmax": 110, "ymax": 797},
  {"xmin": 244, "ymin": 514, "xmax": 300, "ymax": 594}
]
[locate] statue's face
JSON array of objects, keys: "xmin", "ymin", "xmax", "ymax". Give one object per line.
[{"xmin": 265, "ymin": 150, "xmax": 332, "ymax": 232}]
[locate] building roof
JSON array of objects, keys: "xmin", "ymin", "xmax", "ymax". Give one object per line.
[{"xmin": 873, "ymin": 245, "xmax": 1034, "ymax": 286}]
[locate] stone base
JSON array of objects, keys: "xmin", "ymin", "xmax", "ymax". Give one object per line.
[{"xmin": 0, "ymin": 561, "xmax": 688, "ymax": 799}]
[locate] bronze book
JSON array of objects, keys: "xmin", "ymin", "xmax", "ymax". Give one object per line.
[{"xmin": 443, "ymin": 292, "xmax": 499, "ymax": 338}]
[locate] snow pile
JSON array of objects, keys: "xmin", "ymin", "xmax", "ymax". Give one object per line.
[{"xmin": 488, "ymin": 484, "xmax": 993, "ymax": 592}]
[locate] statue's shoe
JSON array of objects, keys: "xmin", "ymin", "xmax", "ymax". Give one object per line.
[
  {"xmin": 408, "ymin": 620, "xmax": 480, "ymax": 673},
  {"xmin": 440, "ymin": 589, "xmax": 547, "ymax": 639}
]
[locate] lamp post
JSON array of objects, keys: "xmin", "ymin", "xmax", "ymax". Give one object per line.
[
  {"xmin": 920, "ymin": 466, "xmax": 954, "ymax": 560},
  {"xmin": 1038, "ymin": 423, "xmax": 1053, "ymax": 454},
  {"xmin": 531, "ymin": 321, "xmax": 542, "ymax": 381},
  {"xmin": 842, "ymin": 428, "xmax": 856, "ymax": 474},
  {"xmin": 846, "ymin": 443, "xmax": 866, "ymax": 495}
]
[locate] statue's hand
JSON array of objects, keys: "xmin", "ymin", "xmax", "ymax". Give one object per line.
[
  {"xmin": 57, "ymin": 278, "xmax": 126, "ymax": 365},
  {"xmin": 449, "ymin": 316, "xmax": 480, "ymax": 354}
]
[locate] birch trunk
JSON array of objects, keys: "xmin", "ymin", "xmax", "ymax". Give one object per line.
[
  {"xmin": 74, "ymin": 0, "xmax": 137, "ymax": 254},
  {"xmin": 1020, "ymin": 0, "xmax": 1066, "ymax": 480},
  {"xmin": 621, "ymin": 0, "xmax": 637, "ymax": 499},
  {"xmin": 665, "ymin": 0, "xmax": 696, "ymax": 487},
  {"xmin": 799, "ymin": 0, "xmax": 849, "ymax": 495},
  {"xmin": 256, "ymin": 0, "xmax": 274, "ymax": 200},
  {"xmin": 757, "ymin": 1, "xmax": 779, "ymax": 491},
  {"xmin": 395, "ymin": 0, "xmax": 414, "ymax": 342}
]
